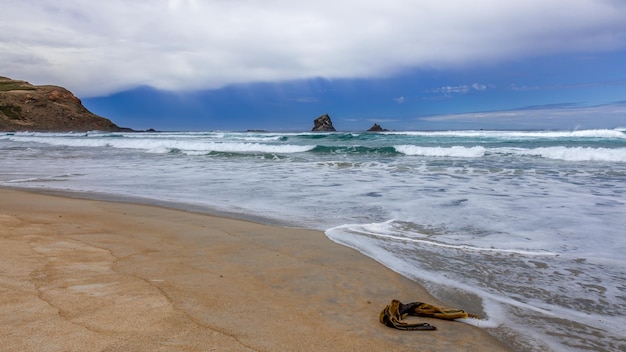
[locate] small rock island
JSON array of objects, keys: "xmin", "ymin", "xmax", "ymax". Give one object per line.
[
  {"xmin": 367, "ymin": 123, "xmax": 389, "ymax": 132},
  {"xmin": 311, "ymin": 113, "xmax": 336, "ymax": 132}
]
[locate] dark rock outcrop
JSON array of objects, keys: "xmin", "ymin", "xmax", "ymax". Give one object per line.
[
  {"xmin": 367, "ymin": 123, "xmax": 389, "ymax": 132},
  {"xmin": 311, "ymin": 113, "xmax": 336, "ymax": 132},
  {"xmin": 0, "ymin": 76, "xmax": 123, "ymax": 132}
]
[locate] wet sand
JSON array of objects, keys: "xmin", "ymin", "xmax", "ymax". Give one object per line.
[{"xmin": 0, "ymin": 188, "xmax": 510, "ymax": 351}]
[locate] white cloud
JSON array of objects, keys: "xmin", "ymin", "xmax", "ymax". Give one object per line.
[
  {"xmin": 472, "ymin": 83, "xmax": 487, "ymax": 91},
  {"xmin": 394, "ymin": 96, "xmax": 406, "ymax": 103},
  {"xmin": 433, "ymin": 85, "xmax": 471, "ymax": 94},
  {"xmin": 431, "ymin": 83, "xmax": 489, "ymax": 95},
  {"xmin": 421, "ymin": 102, "xmax": 626, "ymax": 129},
  {"xmin": 1, "ymin": 0, "xmax": 626, "ymax": 97}
]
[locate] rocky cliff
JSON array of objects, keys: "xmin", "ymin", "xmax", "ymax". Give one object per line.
[{"xmin": 0, "ymin": 76, "xmax": 123, "ymax": 132}]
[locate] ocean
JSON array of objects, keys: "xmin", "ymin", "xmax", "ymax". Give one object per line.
[{"xmin": 1, "ymin": 129, "xmax": 625, "ymax": 351}]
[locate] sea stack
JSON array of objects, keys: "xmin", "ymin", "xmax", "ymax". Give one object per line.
[
  {"xmin": 367, "ymin": 123, "xmax": 388, "ymax": 132},
  {"xmin": 311, "ymin": 113, "xmax": 336, "ymax": 132}
]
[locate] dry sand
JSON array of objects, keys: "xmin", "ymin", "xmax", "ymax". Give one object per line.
[{"xmin": 0, "ymin": 188, "xmax": 510, "ymax": 351}]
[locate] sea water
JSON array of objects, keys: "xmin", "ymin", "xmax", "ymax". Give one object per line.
[{"xmin": 1, "ymin": 129, "xmax": 625, "ymax": 351}]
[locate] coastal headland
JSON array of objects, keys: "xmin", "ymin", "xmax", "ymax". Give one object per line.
[
  {"xmin": 0, "ymin": 76, "xmax": 123, "ymax": 132},
  {"xmin": 0, "ymin": 188, "xmax": 509, "ymax": 351}
]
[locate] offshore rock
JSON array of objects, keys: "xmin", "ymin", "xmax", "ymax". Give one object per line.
[
  {"xmin": 367, "ymin": 123, "xmax": 388, "ymax": 132},
  {"xmin": 0, "ymin": 76, "xmax": 124, "ymax": 132},
  {"xmin": 311, "ymin": 113, "xmax": 336, "ymax": 132}
]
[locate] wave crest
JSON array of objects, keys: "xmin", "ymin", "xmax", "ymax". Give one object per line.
[
  {"xmin": 395, "ymin": 145, "xmax": 486, "ymax": 157},
  {"xmin": 513, "ymin": 147, "xmax": 626, "ymax": 162}
]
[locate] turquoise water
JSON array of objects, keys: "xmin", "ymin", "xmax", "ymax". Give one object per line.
[{"xmin": 2, "ymin": 129, "xmax": 625, "ymax": 351}]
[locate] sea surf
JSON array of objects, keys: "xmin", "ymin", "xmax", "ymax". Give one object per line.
[{"xmin": 2, "ymin": 129, "xmax": 625, "ymax": 351}]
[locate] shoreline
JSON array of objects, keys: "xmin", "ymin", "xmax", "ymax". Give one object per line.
[
  {"xmin": 1, "ymin": 187, "xmax": 511, "ymax": 351},
  {"xmin": 2, "ymin": 186, "xmax": 297, "ymax": 229}
]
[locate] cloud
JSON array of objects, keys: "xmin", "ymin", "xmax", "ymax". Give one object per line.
[
  {"xmin": 472, "ymin": 83, "xmax": 487, "ymax": 91},
  {"xmin": 394, "ymin": 96, "xmax": 406, "ymax": 104},
  {"xmin": 433, "ymin": 85, "xmax": 471, "ymax": 94},
  {"xmin": 431, "ymin": 83, "xmax": 489, "ymax": 95},
  {"xmin": 420, "ymin": 101, "xmax": 626, "ymax": 129},
  {"xmin": 509, "ymin": 78, "xmax": 626, "ymax": 91},
  {"xmin": 2, "ymin": 0, "xmax": 626, "ymax": 97}
]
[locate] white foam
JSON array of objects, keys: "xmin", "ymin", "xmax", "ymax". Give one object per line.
[
  {"xmin": 4, "ymin": 134, "xmax": 315, "ymax": 154},
  {"xmin": 340, "ymin": 225, "xmax": 558, "ymax": 256},
  {"xmin": 393, "ymin": 144, "xmax": 626, "ymax": 162},
  {"xmin": 386, "ymin": 129, "xmax": 626, "ymax": 139},
  {"xmin": 511, "ymin": 146, "xmax": 626, "ymax": 162},
  {"xmin": 394, "ymin": 145, "xmax": 486, "ymax": 157}
]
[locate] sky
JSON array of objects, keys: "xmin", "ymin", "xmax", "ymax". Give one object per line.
[{"xmin": 2, "ymin": 0, "xmax": 626, "ymax": 131}]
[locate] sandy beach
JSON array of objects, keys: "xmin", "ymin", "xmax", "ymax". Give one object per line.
[{"xmin": 0, "ymin": 188, "xmax": 510, "ymax": 351}]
